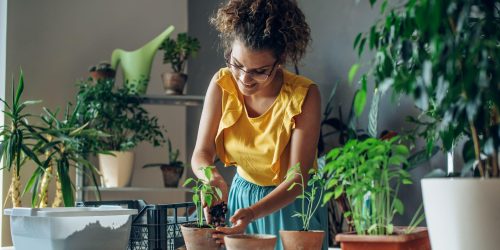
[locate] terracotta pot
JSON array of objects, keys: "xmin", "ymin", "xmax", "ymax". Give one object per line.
[
  {"xmin": 90, "ymin": 69, "xmax": 116, "ymax": 82},
  {"xmin": 335, "ymin": 227, "xmax": 430, "ymax": 250},
  {"xmin": 224, "ymin": 234, "xmax": 276, "ymax": 250},
  {"xmin": 180, "ymin": 224, "xmax": 220, "ymax": 250},
  {"xmin": 162, "ymin": 72, "xmax": 187, "ymax": 95},
  {"xmin": 280, "ymin": 230, "xmax": 324, "ymax": 250},
  {"xmin": 160, "ymin": 164, "xmax": 184, "ymax": 187}
]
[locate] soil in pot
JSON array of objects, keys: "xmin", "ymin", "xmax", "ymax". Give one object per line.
[
  {"xmin": 160, "ymin": 164, "xmax": 184, "ymax": 187},
  {"xmin": 224, "ymin": 234, "xmax": 277, "ymax": 250},
  {"xmin": 280, "ymin": 230, "xmax": 325, "ymax": 250},
  {"xmin": 180, "ymin": 223, "xmax": 220, "ymax": 250}
]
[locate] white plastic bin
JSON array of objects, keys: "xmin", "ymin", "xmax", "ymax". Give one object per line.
[{"xmin": 4, "ymin": 206, "xmax": 137, "ymax": 250}]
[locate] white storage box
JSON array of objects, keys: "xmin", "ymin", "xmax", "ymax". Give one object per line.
[{"xmin": 4, "ymin": 206, "xmax": 137, "ymax": 250}]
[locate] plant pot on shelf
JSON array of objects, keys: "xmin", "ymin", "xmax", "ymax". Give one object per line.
[
  {"xmin": 98, "ymin": 151, "xmax": 135, "ymax": 188},
  {"xmin": 143, "ymin": 163, "xmax": 184, "ymax": 188},
  {"xmin": 180, "ymin": 224, "xmax": 220, "ymax": 250},
  {"xmin": 224, "ymin": 234, "xmax": 276, "ymax": 250},
  {"xmin": 422, "ymin": 178, "xmax": 500, "ymax": 250},
  {"xmin": 280, "ymin": 230, "xmax": 324, "ymax": 250},
  {"xmin": 335, "ymin": 227, "xmax": 430, "ymax": 250},
  {"xmin": 162, "ymin": 72, "xmax": 187, "ymax": 95}
]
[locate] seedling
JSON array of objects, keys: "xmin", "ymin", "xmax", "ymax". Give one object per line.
[
  {"xmin": 183, "ymin": 166, "xmax": 222, "ymax": 227},
  {"xmin": 285, "ymin": 163, "xmax": 325, "ymax": 231}
]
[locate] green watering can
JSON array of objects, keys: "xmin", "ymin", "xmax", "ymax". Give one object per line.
[{"xmin": 111, "ymin": 25, "xmax": 175, "ymax": 95}]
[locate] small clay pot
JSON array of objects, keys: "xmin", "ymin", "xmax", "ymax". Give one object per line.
[
  {"xmin": 180, "ymin": 224, "xmax": 220, "ymax": 250},
  {"xmin": 280, "ymin": 230, "xmax": 324, "ymax": 250},
  {"xmin": 162, "ymin": 72, "xmax": 187, "ymax": 95},
  {"xmin": 224, "ymin": 234, "xmax": 277, "ymax": 250}
]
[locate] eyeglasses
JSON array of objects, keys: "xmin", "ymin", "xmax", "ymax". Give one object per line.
[{"xmin": 226, "ymin": 59, "xmax": 278, "ymax": 82}]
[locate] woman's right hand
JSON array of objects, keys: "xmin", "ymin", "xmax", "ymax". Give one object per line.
[{"xmin": 203, "ymin": 177, "xmax": 229, "ymax": 225}]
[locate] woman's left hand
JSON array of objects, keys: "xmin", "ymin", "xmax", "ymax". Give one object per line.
[{"xmin": 213, "ymin": 207, "xmax": 255, "ymax": 245}]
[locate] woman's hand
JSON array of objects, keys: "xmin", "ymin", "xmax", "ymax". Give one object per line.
[
  {"xmin": 213, "ymin": 207, "xmax": 255, "ymax": 245},
  {"xmin": 203, "ymin": 177, "xmax": 229, "ymax": 225}
]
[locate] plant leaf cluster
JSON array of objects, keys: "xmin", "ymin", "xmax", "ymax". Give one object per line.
[
  {"xmin": 351, "ymin": 0, "xmax": 500, "ymax": 177},
  {"xmin": 76, "ymin": 78, "xmax": 165, "ymax": 152},
  {"xmin": 285, "ymin": 163, "xmax": 325, "ymax": 231},
  {"xmin": 323, "ymin": 137, "xmax": 424, "ymax": 235},
  {"xmin": 159, "ymin": 32, "xmax": 201, "ymax": 73},
  {"xmin": 183, "ymin": 166, "xmax": 222, "ymax": 228}
]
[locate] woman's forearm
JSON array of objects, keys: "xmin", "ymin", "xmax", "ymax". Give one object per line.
[{"xmin": 248, "ymin": 175, "xmax": 308, "ymax": 220}]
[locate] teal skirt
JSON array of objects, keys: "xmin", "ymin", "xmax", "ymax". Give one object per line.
[{"xmin": 228, "ymin": 173, "xmax": 329, "ymax": 250}]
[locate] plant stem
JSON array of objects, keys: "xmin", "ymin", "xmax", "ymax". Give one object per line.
[
  {"xmin": 11, "ymin": 169, "xmax": 21, "ymax": 208},
  {"xmin": 52, "ymin": 171, "xmax": 63, "ymax": 207},
  {"xmin": 470, "ymin": 123, "xmax": 485, "ymax": 177}
]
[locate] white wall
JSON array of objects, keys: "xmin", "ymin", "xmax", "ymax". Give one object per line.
[{"xmin": 3, "ymin": 0, "xmax": 188, "ymax": 246}]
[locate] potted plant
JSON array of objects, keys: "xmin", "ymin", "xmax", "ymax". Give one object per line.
[
  {"xmin": 27, "ymin": 100, "xmax": 104, "ymax": 208},
  {"xmin": 323, "ymin": 137, "xmax": 429, "ymax": 250},
  {"xmin": 279, "ymin": 163, "xmax": 326, "ymax": 250},
  {"xmin": 89, "ymin": 61, "xmax": 116, "ymax": 82},
  {"xmin": 143, "ymin": 137, "xmax": 185, "ymax": 188},
  {"xmin": 351, "ymin": 1, "xmax": 500, "ymax": 249},
  {"xmin": 180, "ymin": 166, "xmax": 222, "ymax": 250},
  {"xmin": 0, "ymin": 70, "xmax": 43, "ymax": 207},
  {"xmin": 159, "ymin": 32, "xmax": 201, "ymax": 95},
  {"xmin": 76, "ymin": 78, "xmax": 165, "ymax": 187}
]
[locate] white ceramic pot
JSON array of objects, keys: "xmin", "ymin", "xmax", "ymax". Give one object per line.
[
  {"xmin": 421, "ymin": 178, "xmax": 500, "ymax": 250},
  {"xmin": 98, "ymin": 151, "xmax": 135, "ymax": 187}
]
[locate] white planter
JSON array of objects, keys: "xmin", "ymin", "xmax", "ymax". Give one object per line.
[
  {"xmin": 98, "ymin": 151, "xmax": 135, "ymax": 187},
  {"xmin": 4, "ymin": 206, "xmax": 137, "ymax": 250},
  {"xmin": 421, "ymin": 178, "xmax": 500, "ymax": 250}
]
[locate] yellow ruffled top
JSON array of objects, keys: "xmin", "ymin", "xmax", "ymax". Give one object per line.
[{"xmin": 215, "ymin": 67, "xmax": 317, "ymax": 186}]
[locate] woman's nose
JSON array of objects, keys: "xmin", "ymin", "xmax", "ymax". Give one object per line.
[{"xmin": 238, "ymin": 71, "xmax": 253, "ymax": 83}]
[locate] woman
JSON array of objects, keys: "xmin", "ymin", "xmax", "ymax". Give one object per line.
[{"xmin": 191, "ymin": 0, "xmax": 328, "ymax": 249}]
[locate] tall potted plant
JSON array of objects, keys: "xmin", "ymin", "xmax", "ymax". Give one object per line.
[
  {"xmin": 351, "ymin": 1, "xmax": 500, "ymax": 249},
  {"xmin": 279, "ymin": 163, "xmax": 326, "ymax": 250},
  {"xmin": 0, "ymin": 70, "xmax": 43, "ymax": 207},
  {"xmin": 159, "ymin": 32, "xmax": 201, "ymax": 95},
  {"xmin": 323, "ymin": 137, "xmax": 429, "ymax": 250},
  {"xmin": 77, "ymin": 78, "xmax": 165, "ymax": 187}
]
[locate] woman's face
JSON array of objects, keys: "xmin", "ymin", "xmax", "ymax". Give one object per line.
[{"xmin": 227, "ymin": 40, "xmax": 280, "ymax": 96}]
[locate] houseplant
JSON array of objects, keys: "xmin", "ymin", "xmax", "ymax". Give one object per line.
[
  {"xmin": 351, "ymin": 0, "xmax": 500, "ymax": 249},
  {"xmin": 181, "ymin": 166, "xmax": 222, "ymax": 250},
  {"xmin": 323, "ymin": 136, "xmax": 429, "ymax": 250},
  {"xmin": 279, "ymin": 163, "xmax": 326, "ymax": 250},
  {"xmin": 26, "ymin": 100, "xmax": 103, "ymax": 208},
  {"xmin": 143, "ymin": 137, "xmax": 185, "ymax": 187},
  {"xmin": 76, "ymin": 77, "xmax": 165, "ymax": 187},
  {"xmin": 0, "ymin": 70, "xmax": 43, "ymax": 207},
  {"xmin": 159, "ymin": 32, "xmax": 201, "ymax": 95}
]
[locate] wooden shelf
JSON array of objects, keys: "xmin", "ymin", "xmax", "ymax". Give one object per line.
[
  {"xmin": 81, "ymin": 186, "xmax": 191, "ymax": 193},
  {"xmin": 139, "ymin": 94, "xmax": 204, "ymax": 106}
]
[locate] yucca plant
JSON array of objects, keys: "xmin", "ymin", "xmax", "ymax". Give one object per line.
[
  {"xmin": 0, "ymin": 70, "xmax": 42, "ymax": 207},
  {"xmin": 26, "ymin": 100, "xmax": 104, "ymax": 207}
]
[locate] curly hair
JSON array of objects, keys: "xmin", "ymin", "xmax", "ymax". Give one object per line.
[{"xmin": 211, "ymin": 0, "xmax": 311, "ymax": 65}]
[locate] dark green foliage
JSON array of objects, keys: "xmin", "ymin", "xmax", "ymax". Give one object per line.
[
  {"xmin": 159, "ymin": 32, "xmax": 201, "ymax": 73},
  {"xmin": 353, "ymin": 0, "xmax": 500, "ymax": 176},
  {"xmin": 76, "ymin": 78, "xmax": 165, "ymax": 152}
]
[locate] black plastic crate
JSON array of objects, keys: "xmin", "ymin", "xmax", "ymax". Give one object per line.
[{"xmin": 77, "ymin": 200, "xmax": 197, "ymax": 250}]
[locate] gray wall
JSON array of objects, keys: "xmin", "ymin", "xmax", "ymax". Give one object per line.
[{"xmin": 187, "ymin": 0, "xmax": 447, "ymax": 226}]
